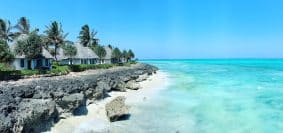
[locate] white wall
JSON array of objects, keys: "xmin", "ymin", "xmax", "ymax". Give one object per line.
[
  {"xmin": 59, "ymin": 58, "xmax": 99, "ymax": 65},
  {"xmin": 12, "ymin": 58, "xmax": 26, "ymax": 70},
  {"xmin": 103, "ymin": 59, "xmax": 112, "ymax": 64},
  {"xmin": 12, "ymin": 58, "xmax": 52, "ymax": 70}
]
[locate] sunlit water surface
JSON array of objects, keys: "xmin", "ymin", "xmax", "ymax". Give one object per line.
[{"xmin": 109, "ymin": 59, "xmax": 283, "ymax": 133}]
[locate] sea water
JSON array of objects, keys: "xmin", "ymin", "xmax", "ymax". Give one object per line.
[{"xmin": 110, "ymin": 59, "xmax": 283, "ymax": 133}]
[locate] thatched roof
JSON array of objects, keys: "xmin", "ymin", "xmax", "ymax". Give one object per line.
[
  {"xmin": 57, "ymin": 43, "xmax": 98, "ymax": 60},
  {"xmin": 103, "ymin": 46, "xmax": 113, "ymax": 59},
  {"xmin": 10, "ymin": 44, "xmax": 53, "ymax": 59},
  {"xmin": 9, "ymin": 34, "xmax": 53, "ymax": 59}
]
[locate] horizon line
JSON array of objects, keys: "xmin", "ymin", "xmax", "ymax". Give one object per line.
[{"xmin": 139, "ymin": 58, "xmax": 283, "ymax": 60}]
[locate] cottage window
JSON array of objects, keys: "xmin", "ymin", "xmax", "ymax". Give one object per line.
[
  {"xmin": 37, "ymin": 59, "xmax": 42, "ymax": 67},
  {"xmin": 20, "ymin": 59, "xmax": 25, "ymax": 67}
]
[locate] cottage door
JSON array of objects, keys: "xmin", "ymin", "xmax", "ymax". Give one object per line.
[{"xmin": 27, "ymin": 60, "xmax": 32, "ymax": 69}]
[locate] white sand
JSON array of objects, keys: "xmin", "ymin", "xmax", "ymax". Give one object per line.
[{"xmin": 47, "ymin": 71, "xmax": 169, "ymax": 133}]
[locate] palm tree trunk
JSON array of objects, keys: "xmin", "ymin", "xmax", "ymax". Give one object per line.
[{"xmin": 54, "ymin": 44, "xmax": 58, "ymax": 61}]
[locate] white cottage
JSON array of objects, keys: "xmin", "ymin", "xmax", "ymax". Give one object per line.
[
  {"xmin": 9, "ymin": 34, "xmax": 53, "ymax": 70},
  {"xmin": 10, "ymin": 47, "xmax": 53, "ymax": 70},
  {"xmin": 57, "ymin": 43, "xmax": 99, "ymax": 65}
]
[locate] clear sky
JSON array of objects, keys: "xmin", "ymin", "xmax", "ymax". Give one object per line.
[{"xmin": 1, "ymin": 0, "xmax": 283, "ymax": 59}]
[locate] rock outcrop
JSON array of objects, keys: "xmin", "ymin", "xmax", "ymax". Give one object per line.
[
  {"xmin": 126, "ymin": 80, "xmax": 140, "ymax": 90},
  {"xmin": 105, "ymin": 96, "xmax": 129, "ymax": 122},
  {"xmin": 0, "ymin": 63, "xmax": 158, "ymax": 133}
]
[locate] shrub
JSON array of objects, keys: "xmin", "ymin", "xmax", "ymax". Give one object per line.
[
  {"xmin": 70, "ymin": 64, "xmax": 114, "ymax": 72},
  {"xmin": 49, "ymin": 65, "xmax": 70, "ymax": 75},
  {"xmin": 21, "ymin": 69, "xmax": 40, "ymax": 76},
  {"xmin": 0, "ymin": 63, "xmax": 21, "ymax": 80},
  {"xmin": 52, "ymin": 61, "xmax": 60, "ymax": 66},
  {"xmin": 96, "ymin": 64, "xmax": 114, "ymax": 69},
  {"xmin": 0, "ymin": 63, "xmax": 14, "ymax": 71}
]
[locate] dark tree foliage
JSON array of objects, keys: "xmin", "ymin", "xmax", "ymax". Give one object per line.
[
  {"xmin": 128, "ymin": 49, "xmax": 135, "ymax": 60},
  {"xmin": 92, "ymin": 45, "xmax": 106, "ymax": 64},
  {"xmin": 111, "ymin": 47, "xmax": 122, "ymax": 63},
  {"xmin": 62, "ymin": 44, "xmax": 77, "ymax": 65},
  {"xmin": 0, "ymin": 19, "xmax": 14, "ymax": 42},
  {"xmin": 15, "ymin": 31, "xmax": 43, "ymax": 59},
  {"xmin": 15, "ymin": 17, "xmax": 30, "ymax": 35},
  {"xmin": 44, "ymin": 21, "xmax": 67, "ymax": 61},
  {"xmin": 0, "ymin": 40, "xmax": 14, "ymax": 63},
  {"xmin": 78, "ymin": 24, "xmax": 98, "ymax": 47}
]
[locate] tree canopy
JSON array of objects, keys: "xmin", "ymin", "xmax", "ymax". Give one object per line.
[
  {"xmin": 62, "ymin": 43, "xmax": 77, "ymax": 65},
  {"xmin": 15, "ymin": 17, "xmax": 30, "ymax": 35},
  {"xmin": 111, "ymin": 47, "xmax": 121, "ymax": 61},
  {"xmin": 0, "ymin": 19, "xmax": 14, "ymax": 42},
  {"xmin": 14, "ymin": 31, "xmax": 43, "ymax": 59},
  {"xmin": 92, "ymin": 45, "xmax": 106, "ymax": 63},
  {"xmin": 62, "ymin": 44, "xmax": 77, "ymax": 58},
  {"xmin": 44, "ymin": 21, "xmax": 67, "ymax": 61},
  {"xmin": 78, "ymin": 24, "xmax": 98, "ymax": 47},
  {"xmin": 0, "ymin": 40, "xmax": 14, "ymax": 63},
  {"xmin": 128, "ymin": 49, "xmax": 135, "ymax": 60}
]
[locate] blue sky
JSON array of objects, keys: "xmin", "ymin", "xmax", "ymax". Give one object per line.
[{"xmin": 1, "ymin": 0, "xmax": 283, "ymax": 59}]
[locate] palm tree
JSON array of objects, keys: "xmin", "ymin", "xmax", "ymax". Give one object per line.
[
  {"xmin": 0, "ymin": 19, "xmax": 14, "ymax": 42},
  {"xmin": 111, "ymin": 47, "xmax": 122, "ymax": 63},
  {"xmin": 78, "ymin": 24, "xmax": 98, "ymax": 47},
  {"xmin": 14, "ymin": 17, "xmax": 30, "ymax": 35},
  {"xmin": 122, "ymin": 50, "xmax": 128, "ymax": 62},
  {"xmin": 108, "ymin": 44, "xmax": 113, "ymax": 49},
  {"xmin": 62, "ymin": 44, "xmax": 77, "ymax": 65},
  {"xmin": 44, "ymin": 21, "xmax": 68, "ymax": 61},
  {"xmin": 93, "ymin": 45, "xmax": 106, "ymax": 64},
  {"xmin": 128, "ymin": 49, "xmax": 135, "ymax": 61}
]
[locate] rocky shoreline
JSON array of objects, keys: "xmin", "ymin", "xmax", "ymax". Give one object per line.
[{"xmin": 0, "ymin": 63, "xmax": 158, "ymax": 133}]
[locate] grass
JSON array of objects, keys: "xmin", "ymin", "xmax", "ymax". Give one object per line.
[
  {"xmin": 49, "ymin": 65, "xmax": 70, "ymax": 75},
  {"xmin": 69, "ymin": 64, "xmax": 114, "ymax": 72}
]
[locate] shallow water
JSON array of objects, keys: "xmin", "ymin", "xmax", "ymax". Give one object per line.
[{"xmin": 110, "ymin": 59, "xmax": 283, "ymax": 133}]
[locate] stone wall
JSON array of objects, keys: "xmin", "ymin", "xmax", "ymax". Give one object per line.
[{"xmin": 0, "ymin": 63, "xmax": 158, "ymax": 133}]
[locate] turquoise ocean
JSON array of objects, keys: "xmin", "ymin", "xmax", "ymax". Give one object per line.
[{"xmin": 111, "ymin": 59, "xmax": 283, "ymax": 133}]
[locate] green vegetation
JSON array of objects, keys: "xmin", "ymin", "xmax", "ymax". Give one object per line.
[
  {"xmin": 0, "ymin": 19, "xmax": 14, "ymax": 42},
  {"xmin": 14, "ymin": 17, "xmax": 30, "ymax": 35},
  {"xmin": 78, "ymin": 24, "xmax": 98, "ymax": 47},
  {"xmin": 112, "ymin": 47, "xmax": 122, "ymax": 63},
  {"xmin": 0, "ymin": 63, "xmax": 14, "ymax": 71},
  {"xmin": 0, "ymin": 17, "xmax": 138, "ymax": 80},
  {"xmin": 62, "ymin": 43, "xmax": 77, "ymax": 65},
  {"xmin": 0, "ymin": 40, "xmax": 14, "ymax": 63},
  {"xmin": 0, "ymin": 63, "xmax": 21, "ymax": 80},
  {"xmin": 92, "ymin": 45, "xmax": 106, "ymax": 64},
  {"xmin": 128, "ymin": 49, "xmax": 135, "ymax": 60},
  {"xmin": 44, "ymin": 21, "xmax": 67, "ymax": 61},
  {"xmin": 0, "ymin": 60, "xmax": 135, "ymax": 80},
  {"xmin": 14, "ymin": 31, "xmax": 43, "ymax": 59},
  {"xmin": 49, "ymin": 64, "xmax": 70, "ymax": 75},
  {"xmin": 70, "ymin": 64, "xmax": 114, "ymax": 72}
]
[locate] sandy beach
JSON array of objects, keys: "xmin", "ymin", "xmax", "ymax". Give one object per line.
[{"xmin": 47, "ymin": 71, "xmax": 169, "ymax": 133}]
